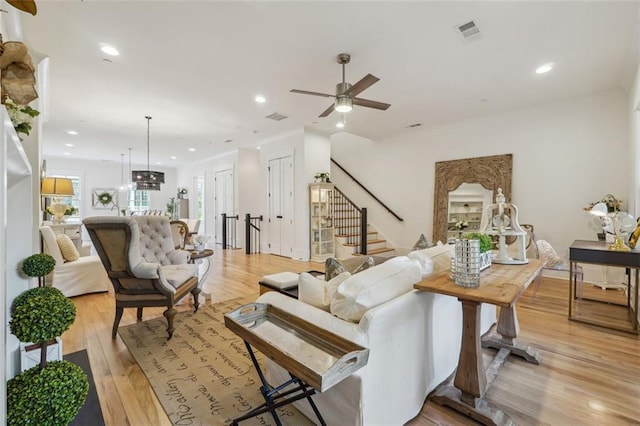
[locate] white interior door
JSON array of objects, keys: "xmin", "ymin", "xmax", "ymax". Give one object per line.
[
  {"xmin": 214, "ymin": 169, "xmax": 233, "ymax": 245},
  {"xmin": 268, "ymin": 155, "xmax": 293, "ymax": 257},
  {"xmin": 268, "ymin": 158, "xmax": 282, "ymax": 255}
]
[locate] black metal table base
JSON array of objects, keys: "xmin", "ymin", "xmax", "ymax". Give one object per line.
[{"xmin": 231, "ymin": 341, "xmax": 327, "ymax": 426}]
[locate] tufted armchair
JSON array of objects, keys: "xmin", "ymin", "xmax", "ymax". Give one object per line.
[{"xmin": 83, "ymin": 215, "xmax": 200, "ymax": 339}]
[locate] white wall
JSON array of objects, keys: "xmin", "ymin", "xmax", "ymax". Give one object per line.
[
  {"xmin": 332, "ymin": 89, "xmax": 629, "ymax": 258},
  {"xmin": 237, "ymin": 148, "xmax": 260, "ymax": 247},
  {"xmin": 258, "ymin": 127, "xmax": 331, "ymax": 260},
  {"xmin": 45, "ymin": 156, "xmax": 178, "ymax": 216}
]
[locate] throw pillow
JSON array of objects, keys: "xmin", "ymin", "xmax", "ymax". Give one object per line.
[
  {"xmin": 325, "ymin": 256, "xmax": 376, "ymax": 281},
  {"xmin": 411, "ymin": 233, "xmax": 435, "ymax": 251},
  {"xmin": 330, "ymin": 256, "xmax": 422, "ymax": 322},
  {"xmin": 407, "ymin": 243, "xmax": 454, "ymax": 277},
  {"xmin": 325, "ymin": 257, "xmax": 348, "ymax": 281},
  {"xmin": 298, "ymin": 271, "xmax": 351, "ymax": 311},
  {"xmin": 56, "ymin": 234, "xmax": 79, "ymax": 262}
]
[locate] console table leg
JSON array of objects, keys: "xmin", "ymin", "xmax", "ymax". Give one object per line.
[
  {"xmin": 482, "ymin": 305, "xmax": 541, "ymax": 365},
  {"xmin": 454, "ymin": 300, "xmax": 486, "ymax": 404},
  {"xmin": 431, "ymin": 300, "xmax": 516, "ymax": 426}
]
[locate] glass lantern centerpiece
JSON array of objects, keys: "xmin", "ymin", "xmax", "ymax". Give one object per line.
[{"xmin": 479, "ymin": 188, "xmax": 528, "ymax": 265}]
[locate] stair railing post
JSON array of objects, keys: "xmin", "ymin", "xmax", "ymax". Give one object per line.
[
  {"xmin": 245, "ymin": 213, "xmax": 251, "ymax": 254},
  {"xmin": 360, "ymin": 207, "xmax": 368, "ymax": 255},
  {"xmin": 222, "ymin": 213, "xmax": 227, "ymax": 249}
]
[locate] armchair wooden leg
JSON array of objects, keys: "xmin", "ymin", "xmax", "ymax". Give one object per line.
[
  {"xmin": 137, "ymin": 307, "xmax": 143, "ymax": 320},
  {"xmin": 163, "ymin": 307, "xmax": 177, "ymax": 339},
  {"xmin": 192, "ymin": 287, "xmax": 201, "ymax": 312},
  {"xmin": 112, "ymin": 307, "xmax": 124, "ymax": 339}
]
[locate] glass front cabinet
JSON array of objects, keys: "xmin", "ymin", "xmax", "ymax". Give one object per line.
[{"xmin": 309, "ymin": 182, "xmax": 335, "ymax": 262}]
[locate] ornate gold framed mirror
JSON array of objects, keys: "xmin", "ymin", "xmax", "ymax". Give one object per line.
[{"xmin": 433, "ymin": 154, "xmax": 512, "ymax": 243}]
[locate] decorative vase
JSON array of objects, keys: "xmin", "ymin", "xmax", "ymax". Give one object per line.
[{"xmin": 453, "ymin": 238, "xmax": 481, "ymax": 288}]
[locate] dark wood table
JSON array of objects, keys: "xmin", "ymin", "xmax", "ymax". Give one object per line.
[
  {"xmin": 569, "ymin": 240, "xmax": 639, "ymax": 334},
  {"xmin": 414, "ymin": 260, "xmax": 542, "ymax": 426}
]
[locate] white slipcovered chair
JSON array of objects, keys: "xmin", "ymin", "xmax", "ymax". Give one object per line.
[{"xmin": 40, "ymin": 225, "xmax": 110, "ymax": 297}]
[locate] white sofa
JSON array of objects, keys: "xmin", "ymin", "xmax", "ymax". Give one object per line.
[
  {"xmin": 257, "ymin": 275, "xmax": 496, "ymax": 425},
  {"xmin": 40, "ymin": 225, "xmax": 110, "ymax": 297}
]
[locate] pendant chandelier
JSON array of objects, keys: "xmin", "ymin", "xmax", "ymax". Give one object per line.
[{"xmin": 131, "ymin": 116, "xmax": 164, "ymax": 191}]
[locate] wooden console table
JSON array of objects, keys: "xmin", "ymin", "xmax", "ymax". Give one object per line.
[
  {"xmin": 569, "ymin": 240, "xmax": 639, "ymax": 334},
  {"xmin": 414, "ymin": 260, "xmax": 542, "ymax": 426}
]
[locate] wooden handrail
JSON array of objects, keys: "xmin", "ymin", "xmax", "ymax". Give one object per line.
[{"xmin": 331, "ymin": 158, "xmax": 404, "ymax": 222}]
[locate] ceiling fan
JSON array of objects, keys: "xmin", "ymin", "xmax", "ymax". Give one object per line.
[{"xmin": 290, "ymin": 53, "xmax": 391, "ymax": 118}]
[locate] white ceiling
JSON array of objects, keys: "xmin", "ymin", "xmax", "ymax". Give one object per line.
[{"xmin": 20, "ymin": 1, "xmax": 639, "ymax": 167}]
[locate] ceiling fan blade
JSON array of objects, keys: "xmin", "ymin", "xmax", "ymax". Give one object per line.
[
  {"xmin": 352, "ymin": 97, "xmax": 391, "ymax": 111},
  {"xmin": 343, "ymin": 74, "xmax": 380, "ymax": 97},
  {"xmin": 318, "ymin": 104, "xmax": 335, "ymax": 118},
  {"xmin": 290, "ymin": 89, "xmax": 334, "ymax": 98}
]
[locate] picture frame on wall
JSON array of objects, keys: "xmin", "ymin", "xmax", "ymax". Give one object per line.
[{"xmin": 92, "ymin": 188, "xmax": 118, "ymax": 210}]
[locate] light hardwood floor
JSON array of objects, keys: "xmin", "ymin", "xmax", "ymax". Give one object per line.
[{"xmin": 63, "ymin": 249, "xmax": 640, "ymax": 425}]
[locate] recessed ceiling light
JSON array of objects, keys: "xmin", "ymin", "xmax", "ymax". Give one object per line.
[
  {"xmin": 156, "ymin": 162, "xmax": 162, "ymax": 165},
  {"xmin": 170, "ymin": 156, "xmax": 177, "ymax": 160},
  {"xmin": 67, "ymin": 130, "xmax": 78, "ymax": 135},
  {"xmin": 256, "ymin": 146, "xmax": 261, "ymax": 150},
  {"xmin": 100, "ymin": 44, "xmax": 119, "ymax": 56},
  {"xmin": 64, "ymin": 143, "xmax": 74, "ymax": 148},
  {"xmin": 63, "ymin": 152, "xmax": 71, "ymax": 156},
  {"xmin": 188, "ymin": 148, "xmax": 196, "ymax": 152},
  {"xmin": 535, "ymin": 63, "xmax": 554, "ymax": 74},
  {"xmin": 255, "ymin": 95, "xmax": 266, "ymax": 103},
  {"xmin": 336, "ymin": 121, "xmax": 345, "ymax": 129}
]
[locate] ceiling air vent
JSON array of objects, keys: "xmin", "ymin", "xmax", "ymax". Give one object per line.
[
  {"xmin": 265, "ymin": 112, "xmax": 289, "ymax": 121},
  {"xmin": 455, "ymin": 20, "xmax": 481, "ymax": 42},
  {"xmin": 406, "ymin": 123, "xmax": 422, "ymax": 128}
]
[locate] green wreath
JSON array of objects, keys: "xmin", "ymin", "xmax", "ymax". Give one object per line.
[{"xmin": 97, "ymin": 192, "xmax": 113, "ymax": 206}]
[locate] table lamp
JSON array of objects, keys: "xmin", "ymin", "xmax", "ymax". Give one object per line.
[
  {"xmin": 41, "ymin": 177, "xmax": 74, "ymax": 223},
  {"xmin": 589, "ymin": 202, "xmax": 635, "ymax": 251}
]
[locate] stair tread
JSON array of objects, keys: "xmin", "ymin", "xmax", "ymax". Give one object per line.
[{"xmin": 355, "ymin": 247, "xmax": 395, "ymax": 255}]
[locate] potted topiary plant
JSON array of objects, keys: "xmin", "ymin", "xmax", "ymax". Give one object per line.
[
  {"xmin": 463, "ymin": 232, "xmax": 493, "ymax": 271},
  {"xmin": 21, "ymin": 252, "xmax": 55, "ymax": 287},
  {"xmin": 8, "ymin": 286, "xmax": 88, "ymax": 425}
]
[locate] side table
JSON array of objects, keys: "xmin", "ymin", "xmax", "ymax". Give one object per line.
[
  {"xmin": 414, "ymin": 260, "xmax": 542, "ymax": 426},
  {"xmin": 569, "ymin": 240, "xmax": 639, "ymax": 334},
  {"xmin": 189, "ymin": 249, "xmax": 214, "ymax": 301}
]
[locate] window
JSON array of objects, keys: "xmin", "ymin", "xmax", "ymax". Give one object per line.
[{"xmin": 128, "ymin": 190, "xmax": 150, "ymax": 214}]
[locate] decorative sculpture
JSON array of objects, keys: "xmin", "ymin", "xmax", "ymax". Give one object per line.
[{"xmin": 480, "ymin": 188, "xmax": 528, "ymax": 264}]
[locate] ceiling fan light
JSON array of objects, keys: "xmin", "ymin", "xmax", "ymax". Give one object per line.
[{"xmin": 335, "ymin": 96, "xmax": 352, "ymax": 113}]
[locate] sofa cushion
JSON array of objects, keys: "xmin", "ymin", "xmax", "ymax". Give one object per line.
[
  {"xmin": 298, "ymin": 271, "xmax": 351, "ymax": 311},
  {"xmin": 330, "ymin": 256, "xmax": 422, "ymax": 322},
  {"xmin": 56, "ymin": 234, "xmax": 80, "ymax": 262},
  {"xmin": 407, "ymin": 242, "xmax": 454, "ymax": 278}
]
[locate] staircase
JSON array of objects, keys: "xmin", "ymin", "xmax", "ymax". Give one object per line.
[{"xmin": 333, "ymin": 188, "xmax": 395, "ymax": 258}]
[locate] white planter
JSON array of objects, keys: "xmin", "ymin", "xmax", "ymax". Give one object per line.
[{"xmin": 20, "ymin": 338, "xmax": 63, "ymax": 372}]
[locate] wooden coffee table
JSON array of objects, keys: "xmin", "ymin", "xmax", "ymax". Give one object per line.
[{"xmin": 414, "ymin": 260, "xmax": 542, "ymax": 426}]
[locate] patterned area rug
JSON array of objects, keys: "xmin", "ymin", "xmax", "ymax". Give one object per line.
[{"xmin": 119, "ymin": 298, "xmax": 313, "ymax": 426}]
